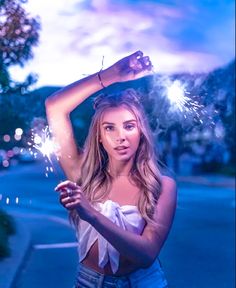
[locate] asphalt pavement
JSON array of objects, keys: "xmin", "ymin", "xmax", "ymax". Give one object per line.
[{"xmin": 0, "ymin": 161, "xmax": 235, "ymax": 288}]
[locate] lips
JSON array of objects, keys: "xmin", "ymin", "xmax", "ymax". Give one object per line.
[{"xmin": 114, "ymin": 146, "xmax": 129, "ymax": 150}]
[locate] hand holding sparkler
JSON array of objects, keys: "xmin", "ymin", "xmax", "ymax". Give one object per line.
[
  {"xmin": 102, "ymin": 50, "xmax": 153, "ymax": 84},
  {"xmin": 55, "ymin": 180, "xmax": 94, "ymax": 222}
]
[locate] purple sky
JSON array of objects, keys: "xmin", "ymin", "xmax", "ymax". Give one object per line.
[{"xmin": 10, "ymin": 0, "xmax": 235, "ymax": 87}]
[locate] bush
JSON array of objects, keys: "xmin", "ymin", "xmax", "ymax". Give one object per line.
[
  {"xmin": 218, "ymin": 164, "xmax": 236, "ymax": 176},
  {"xmin": 0, "ymin": 209, "xmax": 16, "ymax": 258},
  {"xmin": 0, "ymin": 227, "xmax": 10, "ymax": 258}
]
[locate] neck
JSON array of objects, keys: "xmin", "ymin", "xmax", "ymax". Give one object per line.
[{"xmin": 108, "ymin": 158, "xmax": 134, "ymax": 178}]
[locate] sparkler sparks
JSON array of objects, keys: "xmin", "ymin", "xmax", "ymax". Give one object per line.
[
  {"xmin": 166, "ymin": 79, "xmax": 204, "ymax": 117},
  {"xmin": 149, "ymin": 75, "xmax": 213, "ymax": 131},
  {"xmin": 27, "ymin": 125, "xmax": 60, "ymax": 178},
  {"xmin": 166, "ymin": 80, "xmax": 189, "ymax": 112},
  {"xmin": 32, "ymin": 128, "xmax": 56, "ymax": 160}
]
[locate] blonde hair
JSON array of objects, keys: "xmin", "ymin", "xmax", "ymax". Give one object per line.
[{"xmin": 71, "ymin": 89, "xmax": 162, "ymax": 226}]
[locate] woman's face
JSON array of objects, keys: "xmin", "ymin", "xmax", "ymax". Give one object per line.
[{"xmin": 99, "ymin": 105, "xmax": 141, "ymax": 162}]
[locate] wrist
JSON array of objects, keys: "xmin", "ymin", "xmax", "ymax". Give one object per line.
[
  {"xmin": 87, "ymin": 207, "xmax": 99, "ymax": 225},
  {"xmin": 97, "ymin": 71, "xmax": 106, "ymax": 88},
  {"xmin": 99, "ymin": 67, "xmax": 118, "ymax": 87}
]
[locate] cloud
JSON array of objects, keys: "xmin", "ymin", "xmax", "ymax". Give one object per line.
[{"xmin": 10, "ymin": 0, "xmax": 235, "ymax": 87}]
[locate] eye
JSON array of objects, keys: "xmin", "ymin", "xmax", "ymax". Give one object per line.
[
  {"xmin": 104, "ymin": 125, "xmax": 114, "ymax": 131},
  {"xmin": 124, "ymin": 123, "xmax": 135, "ymax": 130}
]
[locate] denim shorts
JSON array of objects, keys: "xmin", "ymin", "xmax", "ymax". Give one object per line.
[{"xmin": 74, "ymin": 258, "xmax": 168, "ymax": 288}]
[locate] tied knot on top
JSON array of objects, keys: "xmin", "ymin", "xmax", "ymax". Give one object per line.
[{"xmin": 100, "ymin": 199, "xmax": 120, "ymax": 221}]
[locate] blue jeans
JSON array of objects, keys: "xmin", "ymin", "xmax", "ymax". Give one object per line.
[{"xmin": 74, "ymin": 258, "xmax": 168, "ymax": 287}]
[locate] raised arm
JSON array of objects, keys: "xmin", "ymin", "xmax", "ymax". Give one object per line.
[
  {"xmin": 45, "ymin": 72, "xmax": 111, "ymax": 181},
  {"xmin": 45, "ymin": 51, "xmax": 152, "ymax": 181}
]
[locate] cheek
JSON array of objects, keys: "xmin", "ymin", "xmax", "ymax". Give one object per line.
[
  {"xmin": 100, "ymin": 133, "xmax": 114, "ymax": 149},
  {"xmin": 129, "ymin": 131, "xmax": 141, "ymax": 147}
]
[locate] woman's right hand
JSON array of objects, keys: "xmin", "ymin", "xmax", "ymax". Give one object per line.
[
  {"xmin": 55, "ymin": 180, "xmax": 96, "ymax": 222},
  {"xmin": 102, "ymin": 50, "xmax": 153, "ymax": 84}
]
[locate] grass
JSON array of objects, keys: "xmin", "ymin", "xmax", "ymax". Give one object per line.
[{"xmin": 0, "ymin": 209, "xmax": 16, "ymax": 259}]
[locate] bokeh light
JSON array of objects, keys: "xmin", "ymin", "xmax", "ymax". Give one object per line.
[
  {"xmin": 15, "ymin": 128, "xmax": 23, "ymax": 136},
  {"xmin": 3, "ymin": 134, "xmax": 11, "ymax": 142}
]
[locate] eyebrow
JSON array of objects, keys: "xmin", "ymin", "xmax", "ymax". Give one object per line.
[{"xmin": 102, "ymin": 119, "xmax": 137, "ymax": 125}]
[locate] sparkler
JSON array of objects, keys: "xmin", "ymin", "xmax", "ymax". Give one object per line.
[
  {"xmin": 150, "ymin": 74, "xmax": 216, "ymax": 131},
  {"xmin": 166, "ymin": 80, "xmax": 190, "ymax": 112},
  {"xmin": 166, "ymin": 79, "xmax": 206, "ymax": 123},
  {"xmin": 27, "ymin": 125, "xmax": 61, "ymax": 178}
]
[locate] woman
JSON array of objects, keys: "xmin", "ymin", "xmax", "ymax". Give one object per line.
[{"xmin": 45, "ymin": 51, "xmax": 177, "ymax": 287}]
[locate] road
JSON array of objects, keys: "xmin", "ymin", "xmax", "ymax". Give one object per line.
[
  {"xmin": 0, "ymin": 160, "xmax": 235, "ymax": 288},
  {"xmin": 0, "ymin": 161, "xmax": 77, "ymax": 288}
]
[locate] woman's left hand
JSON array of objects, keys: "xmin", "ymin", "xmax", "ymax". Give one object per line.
[
  {"xmin": 55, "ymin": 180, "xmax": 95, "ymax": 222},
  {"xmin": 101, "ymin": 51, "xmax": 153, "ymax": 86}
]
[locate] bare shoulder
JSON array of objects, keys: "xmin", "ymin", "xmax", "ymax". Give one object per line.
[
  {"xmin": 160, "ymin": 175, "xmax": 177, "ymax": 199},
  {"xmin": 161, "ymin": 175, "xmax": 177, "ymax": 188}
]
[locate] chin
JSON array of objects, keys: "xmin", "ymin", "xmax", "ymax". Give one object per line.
[{"xmin": 115, "ymin": 154, "xmax": 134, "ymax": 161}]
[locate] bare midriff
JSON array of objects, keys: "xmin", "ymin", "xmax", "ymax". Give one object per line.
[
  {"xmin": 81, "ymin": 182, "xmax": 142, "ymax": 275},
  {"xmin": 81, "ymin": 240, "xmax": 140, "ymax": 276}
]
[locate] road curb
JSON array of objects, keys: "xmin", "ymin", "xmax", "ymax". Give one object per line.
[{"xmin": 0, "ymin": 216, "xmax": 31, "ymax": 288}]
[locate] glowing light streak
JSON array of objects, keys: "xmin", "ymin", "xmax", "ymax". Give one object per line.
[{"xmin": 28, "ymin": 125, "xmax": 60, "ymax": 178}]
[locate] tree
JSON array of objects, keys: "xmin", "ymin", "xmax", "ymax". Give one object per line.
[{"xmin": 0, "ymin": 0, "xmax": 40, "ymax": 92}]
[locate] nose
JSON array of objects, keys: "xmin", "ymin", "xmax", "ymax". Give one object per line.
[{"xmin": 115, "ymin": 129, "xmax": 125, "ymax": 143}]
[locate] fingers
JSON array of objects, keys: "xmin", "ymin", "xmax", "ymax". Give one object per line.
[
  {"xmin": 53, "ymin": 179, "xmax": 88, "ymax": 212},
  {"xmin": 140, "ymin": 56, "xmax": 153, "ymax": 71},
  {"xmin": 59, "ymin": 188, "xmax": 82, "ymax": 210},
  {"xmin": 60, "ymin": 192, "xmax": 80, "ymax": 205},
  {"xmin": 58, "ymin": 187, "xmax": 81, "ymax": 201},
  {"xmin": 55, "ymin": 180, "xmax": 78, "ymax": 192},
  {"xmin": 55, "ymin": 180, "xmax": 82, "ymax": 210},
  {"xmin": 130, "ymin": 50, "xmax": 143, "ymax": 59},
  {"xmin": 129, "ymin": 51, "xmax": 143, "ymax": 70},
  {"xmin": 59, "ymin": 190, "xmax": 77, "ymax": 199},
  {"xmin": 129, "ymin": 51, "xmax": 153, "ymax": 72}
]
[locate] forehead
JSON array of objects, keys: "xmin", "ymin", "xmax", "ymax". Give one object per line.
[{"xmin": 101, "ymin": 105, "xmax": 136, "ymax": 123}]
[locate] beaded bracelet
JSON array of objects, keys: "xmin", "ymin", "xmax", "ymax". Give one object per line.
[{"xmin": 97, "ymin": 70, "xmax": 106, "ymax": 89}]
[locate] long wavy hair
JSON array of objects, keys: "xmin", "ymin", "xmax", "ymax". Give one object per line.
[{"xmin": 70, "ymin": 89, "xmax": 162, "ymax": 227}]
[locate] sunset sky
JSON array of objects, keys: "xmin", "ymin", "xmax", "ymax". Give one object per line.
[{"xmin": 9, "ymin": 0, "xmax": 235, "ymax": 88}]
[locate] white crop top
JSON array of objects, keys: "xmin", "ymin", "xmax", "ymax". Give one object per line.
[{"xmin": 77, "ymin": 199, "xmax": 146, "ymax": 274}]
